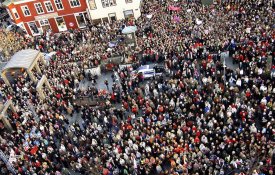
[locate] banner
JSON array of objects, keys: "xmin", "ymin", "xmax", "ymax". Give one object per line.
[{"xmin": 169, "ymin": 6, "xmax": 181, "ymax": 11}]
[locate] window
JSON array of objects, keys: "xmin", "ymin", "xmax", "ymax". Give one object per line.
[
  {"xmin": 21, "ymin": 6, "xmax": 31, "ymax": 16},
  {"xmin": 11, "ymin": 8, "xmax": 19, "ymax": 19},
  {"xmin": 54, "ymin": 0, "xmax": 64, "ymax": 10},
  {"xmin": 6, "ymin": 9, "xmax": 13, "ymax": 19},
  {"xmin": 124, "ymin": 10, "xmax": 134, "ymax": 18},
  {"xmin": 89, "ymin": 0, "xmax": 96, "ymax": 9},
  {"xmin": 44, "ymin": 1, "xmax": 54, "ymax": 12},
  {"xmin": 34, "ymin": 3, "xmax": 44, "ymax": 14},
  {"xmin": 125, "ymin": 0, "xmax": 132, "ymax": 3},
  {"xmin": 69, "ymin": 0, "xmax": 81, "ymax": 7},
  {"xmin": 40, "ymin": 19, "xmax": 51, "ymax": 32},
  {"xmin": 101, "ymin": 0, "xmax": 116, "ymax": 8},
  {"xmin": 40, "ymin": 19, "xmax": 49, "ymax": 26},
  {"xmin": 28, "ymin": 22, "xmax": 39, "ymax": 35},
  {"xmin": 75, "ymin": 13, "xmax": 86, "ymax": 28},
  {"xmin": 55, "ymin": 17, "xmax": 67, "ymax": 31},
  {"xmin": 109, "ymin": 13, "xmax": 116, "ymax": 21}
]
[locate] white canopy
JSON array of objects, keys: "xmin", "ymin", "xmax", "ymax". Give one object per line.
[
  {"xmin": 146, "ymin": 14, "xmax": 153, "ymax": 19},
  {"xmin": 2, "ymin": 49, "xmax": 40, "ymax": 71},
  {"xmin": 122, "ymin": 26, "xmax": 137, "ymax": 34}
]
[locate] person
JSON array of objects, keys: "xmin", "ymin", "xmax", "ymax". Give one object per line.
[
  {"xmin": 104, "ymin": 79, "xmax": 109, "ymax": 90},
  {"xmin": 0, "ymin": 0, "xmax": 274, "ymax": 175}
]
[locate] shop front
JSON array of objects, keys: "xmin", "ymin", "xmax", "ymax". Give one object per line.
[
  {"xmin": 27, "ymin": 21, "xmax": 40, "ymax": 36},
  {"xmin": 55, "ymin": 16, "xmax": 67, "ymax": 32},
  {"xmin": 39, "ymin": 19, "xmax": 51, "ymax": 32},
  {"xmin": 23, "ymin": 11, "xmax": 88, "ymax": 35},
  {"xmin": 75, "ymin": 12, "xmax": 88, "ymax": 28}
]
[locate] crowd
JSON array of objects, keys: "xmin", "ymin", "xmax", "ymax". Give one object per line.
[
  {"xmin": 0, "ymin": 0, "xmax": 275, "ymax": 175},
  {"xmin": 0, "ymin": 29, "xmax": 25, "ymax": 61}
]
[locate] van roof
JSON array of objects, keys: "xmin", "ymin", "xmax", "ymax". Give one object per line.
[{"xmin": 138, "ymin": 65, "xmax": 150, "ymax": 71}]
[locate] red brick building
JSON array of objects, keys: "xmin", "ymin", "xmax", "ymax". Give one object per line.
[{"xmin": 3, "ymin": 0, "xmax": 89, "ymax": 35}]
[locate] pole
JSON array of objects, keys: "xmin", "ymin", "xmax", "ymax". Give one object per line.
[{"xmin": 224, "ymin": 54, "xmax": 226, "ymax": 84}]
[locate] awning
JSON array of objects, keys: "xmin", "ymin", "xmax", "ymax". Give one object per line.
[{"xmin": 2, "ymin": 49, "xmax": 40, "ymax": 72}]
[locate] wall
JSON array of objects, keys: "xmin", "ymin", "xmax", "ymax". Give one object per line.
[
  {"xmin": 6, "ymin": 4, "xmax": 23, "ymax": 24},
  {"xmin": 7, "ymin": 0, "xmax": 88, "ymax": 23},
  {"xmin": 63, "ymin": 14, "xmax": 78, "ymax": 30},
  {"xmin": 52, "ymin": 0, "xmax": 87, "ymax": 16},
  {"xmin": 5, "ymin": 0, "xmax": 88, "ymax": 35},
  {"xmin": 87, "ymin": 0, "xmax": 141, "ymax": 20}
]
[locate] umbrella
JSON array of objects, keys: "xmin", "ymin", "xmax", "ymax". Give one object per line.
[
  {"xmin": 146, "ymin": 14, "xmax": 153, "ymax": 19},
  {"xmin": 196, "ymin": 18, "xmax": 203, "ymax": 25},
  {"xmin": 108, "ymin": 41, "xmax": 117, "ymax": 48},
  {"xmin": 122, "ymin": 26, "xmax": 137, "ymax": 34}
]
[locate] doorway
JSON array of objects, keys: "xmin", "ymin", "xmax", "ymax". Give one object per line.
[
  {"xmin": 108, "ymin": 13, "xmax": 116, "ymax": 21},
  {"xmin": 102, "ymin": 17, "xmax": 109, "ymax": 23},
  {"xmin": 55, "ymin": 17, "xmax": 67, "ymax": 32},
  {"xmin": 39, "ymin": 19, "xmax": 51, "ymax": 33},
  {"xmin": 28, "ymin": 22, "xmax": 40, "ymax": 35},
  {"xmin": 92, "ymin": 19, "xmax": 101, "ymax": 25},
  {"xmin": 75, "ymin": 13, "xmax": 87, "ymax": 28}
]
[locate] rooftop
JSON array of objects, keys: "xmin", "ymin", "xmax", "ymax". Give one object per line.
[
  {"xmin": 2, "ymin": 0, "xmax": 33, "ymax": 6},
  {"xmin": 1, "ymin": 49, "xmax": 40, "ymax": 72}
]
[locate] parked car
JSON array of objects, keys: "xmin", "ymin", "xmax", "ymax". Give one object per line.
[{"xmin": 131, "ymin": 65, "xmax": 165, "ymax": 80}]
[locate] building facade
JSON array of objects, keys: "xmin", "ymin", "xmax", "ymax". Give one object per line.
[
  {"xmin": 86, "ymin": 0, "xmax": 141, "ymax": 24},
  {"xmin": 3, "ymin": 0, "xmax": 89, "ymax": 35}
]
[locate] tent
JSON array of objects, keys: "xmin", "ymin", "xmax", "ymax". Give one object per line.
[{"xmin": 122, "ymin": 26, "xmax": 137, "ymax": 34}]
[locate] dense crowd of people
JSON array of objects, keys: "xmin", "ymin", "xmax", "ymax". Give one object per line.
[
  {"xmin": 0, "ymin": 29, "xmax": 25, "ymax": 61},
  {"xmin": 0, "ymin": 0, "xmax": 275, "ymax": 175}
]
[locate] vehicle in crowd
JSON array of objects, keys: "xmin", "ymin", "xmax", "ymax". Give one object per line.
[
  {"xmin": 84, "ymin": 66, "xmax": 101, "ymax": 79},
  {"xmin": 131, "ymin": 64, "xmax": 165, "ymax": 79}
]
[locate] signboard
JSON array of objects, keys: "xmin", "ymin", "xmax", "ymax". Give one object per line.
[
  {"xmin": 69, "ymin": 22, "xmax": 75, "ymax": 27},
  {"xmin": 35, "ymin": 13, "xmax": 58, "ymax": 21}
]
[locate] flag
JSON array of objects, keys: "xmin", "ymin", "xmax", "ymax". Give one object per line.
[
  {"xmin": 173, "ymin": 16, "xmax": 181, "ymax": 23},
  {"xmin": 30, "ymin": 146, "xmax": 39, "ymax": 155}
]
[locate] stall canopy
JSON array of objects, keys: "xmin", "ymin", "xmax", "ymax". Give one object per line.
[
  {"xmin": 122, "ymin": 26, "xmax": 137, "ymax": 34},
  {"xmin": 2, "ymin": 49, "xmax": 40, "ymax": 71},
  {"xmin": 1, "ymin": 49, "xmax": 45, "ymax": 86}
]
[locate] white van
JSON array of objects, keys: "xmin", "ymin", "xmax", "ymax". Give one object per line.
[{"xmin": 131, "ymin": 65, "xmax": 164, "ymax": 79}]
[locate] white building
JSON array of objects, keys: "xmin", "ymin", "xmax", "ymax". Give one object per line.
[{"xmin": 86, "ymin": 0, "xmax": 141, "ymax": 23}]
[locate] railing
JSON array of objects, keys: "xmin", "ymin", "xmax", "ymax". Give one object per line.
[{"xmin": 0, "ymin": 150, "xmax": 16, "ymax": 175}]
